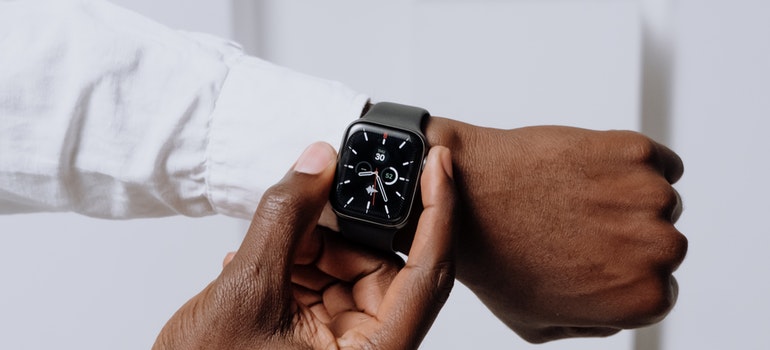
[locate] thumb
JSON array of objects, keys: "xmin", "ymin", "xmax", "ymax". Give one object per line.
[
  {"xmin": 369, "ymin": 146, "xmax": 457, "ymax": 349},
  {"xmin": 219, "ymin": 142, "xmax": 337, "ymax": 322}
]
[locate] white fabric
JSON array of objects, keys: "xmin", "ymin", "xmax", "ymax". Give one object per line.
[{"xmin": 0, "ymin": 0, "xmax": 369, "ymax": 219}]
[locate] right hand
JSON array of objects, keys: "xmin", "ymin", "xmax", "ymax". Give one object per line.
[
  {"xmin": 426, "ymin": 119, "xmax": 687, "ymax": 343},
  {"xmin": 154, "ymin": 143, "xmax": 457, "ymax": 350}
]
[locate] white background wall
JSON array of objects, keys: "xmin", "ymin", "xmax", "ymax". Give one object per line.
[
  {"xmin": 664, "ymin": 0, "xmax": 770, "ymax": 348},
  {"xmin": 0, "ymin": 0, "xmax": 768, "ymax": 349}
]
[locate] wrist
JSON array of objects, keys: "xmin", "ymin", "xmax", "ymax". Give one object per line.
[
  {"xmin": 424, "ymin": 116, "xmax": 485, "ymax": 287},
  {"xmin": 425, "ymin": 116, "xmax": 461, "ymax": 151}
]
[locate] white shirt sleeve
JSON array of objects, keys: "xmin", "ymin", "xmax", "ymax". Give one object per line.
[{"xmin": 0, "ymin": 0, "xmax": 369, "ymax": 220}]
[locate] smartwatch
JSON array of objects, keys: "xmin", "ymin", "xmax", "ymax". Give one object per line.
[{"xmin": 330, "ymin": 102, "xmax": 430, "ymax": 252}]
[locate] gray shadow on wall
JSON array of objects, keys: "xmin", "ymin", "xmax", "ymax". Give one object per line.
[
  {"xmin": 231, "ymin": 0, "xmax": 266, "ymax": 56},
  {"xmin": 636, "ymin": 0, "xmax": 675, "ymax": 349}
]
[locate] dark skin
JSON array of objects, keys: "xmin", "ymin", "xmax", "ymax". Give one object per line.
[
  {"xmin": 319, "ymin": 117, "xmax": 687, "ymax": 343},
  {"xmin": 154, "ymin": 144, "xmax": 458, "ymax": 350},
  {"xmin": 424, "ymin": 119, "xmax": 687, "ymax": 342},
  {"xmin": 160, "ymin": 115, "xmax": 686, "ymax": 346}
]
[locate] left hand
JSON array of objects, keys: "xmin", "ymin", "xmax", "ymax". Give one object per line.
[
  {"xmin": 153, "ymin": 142, "xmax": 457, "ymax": 350},
  {"xmin": 424, "ymin": 121, "xmax": 687, "ymax": 342}
]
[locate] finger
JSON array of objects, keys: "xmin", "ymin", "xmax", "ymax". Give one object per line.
[
  {"xmin": 671, "ymin": 188, "xmax": 683, "ymax": 223},
  {"xmin": 318, "ymin": 201, "xmax": 340, "ymax": 232},
  {"xmin": 323, "ymin": 282, "xmax": 357, "ymax": 316},
  {"xmin": 314, "ymin": 230, "xmax": 402, "ymax": 315},
  {"xmin": 219, "ymin": 142, "xmax": 337, "ymax": 318},
  {"xmin": 365, "ymin": 146, "xmax": 457, "ymax": 349},
  {"xmin": 607, "ymin": 131, "xmax": 684, "ymax": 184},
  {"xmin": 294, "ymin": 227, "xmax": 324, "ymax": 266},
  {"xmin": 222, "ymin": 252, "xmax": 236, "ymax": 269},
  {"xmin": 291, "ymin": 264, "xmax": 336, "ymax": 292},
  {"xmin": 315, "ymin": 232, "xmax": 402, "ymax": 282},
  {"xmin": 652, "ymin": 141, "xmax": 684, "ymax": 184},
  {"xmin": 292, "ymin": 284, "xmax": 333, "ymax": 324},
  {"xmin": 293, "ymin": 283, "xmax": 323, "ymax": 309}
]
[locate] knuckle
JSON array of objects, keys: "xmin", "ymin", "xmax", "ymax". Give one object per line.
[
  {"xmin": 642, "ymin": 224, "xmax": 688, "ymax": 270},
  {"xmin": 648, "ymin": 221, "xmax": 688, "ymax": 261},
  {"xmin": 609, "ymin": 276, "xmax": 676, "ymax": 328},
  {"xmin": 210, "ymin": 269, "xmax": 266, "ymax": 321},
  {"xmin": 671, "ymin": 189, "xmax": 684, "ymax": 222},
  {"xmin": 662, "ymin": 229, "xmax": 689, "ymax": 267},
  {"xmin": 618, "ymin": 131, "xmax": 658, "ymax": 164},
  {"xmin": 632, "ymin": 277, "xmax": 678, "ymax": 326},
  {"xmin": 661, "ymin": 187, "xmax": 680, "ymax": 214},
  {"xmin": 433, "ymin": 261, "xmax": 456, "ymax": 304},
  {"xmin": 648, "ymin": 184, "xmax": 680, "ymax": 217},
  {"xmin": 613, "ymin": 233, "xmax": 686, "ymax": 327},
  {"xmin": 434, "ymin": 260, "xmax": 456, "ymax": 282},
  {"xmin": 257, "ymin": 182, "xmax": 304, "ymax": 222},
  {"xmin": 403, "ymin": 259, "xmax": 456, "ymax": 307},
  {"xmin": 633, "ymin": 179, "xmax": 680, "ymax": 221}
]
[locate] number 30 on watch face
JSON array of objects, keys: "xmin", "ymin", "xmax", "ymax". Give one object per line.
[{"xmin": 333, "ymin": 123, "xmax": 424, "ymax": 226}]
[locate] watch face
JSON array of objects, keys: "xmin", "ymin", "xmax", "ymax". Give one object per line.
[{"xmin": 332, "ymin": 123, "xmax": 425, "ymax": 226}]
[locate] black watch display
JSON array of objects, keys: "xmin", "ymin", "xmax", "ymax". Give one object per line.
[{"xmin": 331, "ymin": 102, "xmax": 430, "ymax": 252}]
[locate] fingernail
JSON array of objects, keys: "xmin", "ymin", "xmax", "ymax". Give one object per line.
[{"xmin": 294, "ymin": 142, "xmax": 335, "ymax": 175}]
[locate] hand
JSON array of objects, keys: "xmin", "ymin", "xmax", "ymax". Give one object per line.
[
  {"xmin": 153, "ymin": 142, "xmax": 457, "ymax": 350},
  {"xmin": 425, "ymin": 119, "xmax": 687, "ymax": 343}
]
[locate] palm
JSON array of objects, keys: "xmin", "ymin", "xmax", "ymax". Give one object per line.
[
  {"xmin": 293, "ymin": 302, "xmax": 380, "ymax": 348},
  {"xmin": 290, "ymin": 231, "xmax": 403, "ymax": 347}
]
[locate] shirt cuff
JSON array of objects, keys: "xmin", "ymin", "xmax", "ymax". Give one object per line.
[{"xmin": 206, "ymin": 54, "xmax": 369, "ymax": 219}]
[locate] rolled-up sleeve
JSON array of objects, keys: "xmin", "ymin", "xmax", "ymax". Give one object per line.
[{"xmin": 0, "ymin": 0, "xmax": 368, "ymax": 219}]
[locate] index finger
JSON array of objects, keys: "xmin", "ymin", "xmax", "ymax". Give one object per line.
[{"xmin": 653, "ymin": 141, "xmax": 684, "ymax": 184}]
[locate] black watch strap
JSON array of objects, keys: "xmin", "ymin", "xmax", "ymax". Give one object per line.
[
  {"xmin": 361, "ymin": 102, "xmax": 429, "ymax": 134},
  {"xmin": 338, "ymin": 102, "xmax": 429, "ymax": 252},
  {"xmin": 339, "ymin": 219, "xmax": 399, "ymax": 252}
]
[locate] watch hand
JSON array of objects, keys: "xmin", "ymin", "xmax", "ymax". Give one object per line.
[
  {"xmin": 371, "ymin": 171, "xmax": 378, "ymax": 206},
  {"xmin": 376, "ymin": 173, "xmax": 388, "ymax": 203},
  {"xmin": 358, "ymin": 171, "xmax": 376, "ymax": 176}
]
